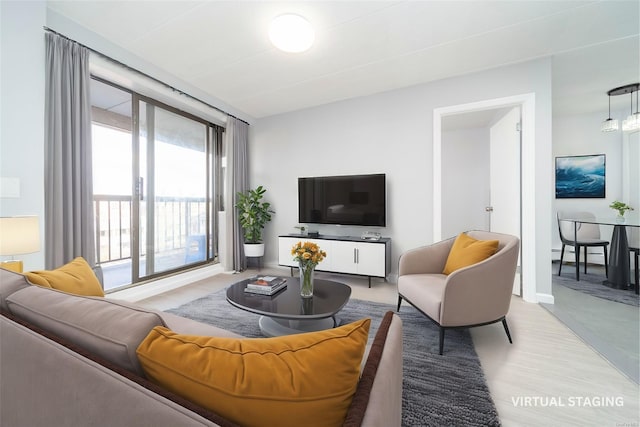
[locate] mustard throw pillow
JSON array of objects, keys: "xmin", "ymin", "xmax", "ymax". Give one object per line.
[
  {"xmin": 25, "ymin": 257, "xmax": 104, "ymax": 297},
  {"xmin": 137, "ymin": 318, "xmax": 371, "ymax": 427},
  {"xmin": 442, "ymin": 233, "xmax": 499, "ymax": 275}
]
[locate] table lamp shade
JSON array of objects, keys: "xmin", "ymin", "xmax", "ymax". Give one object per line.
[{"xmin": 0, "ymin": 216, "xmax": 40, "ymax": 256}]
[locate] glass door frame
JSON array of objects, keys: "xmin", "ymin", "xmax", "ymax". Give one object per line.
[{"xmin": 131, "ymin": 92, "xmax": 222, "ymax": 283}]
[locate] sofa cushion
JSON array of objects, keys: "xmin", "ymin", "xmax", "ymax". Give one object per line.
[
  {"xmin": 6, "ymin": 285, "xmax": 166, "ymax": 376},
  {"xmin": 137, "ymin": 318, "xmax": 371, "ymax": 427},
  {"xmin": 25, "ymin": 257, "xmax": 104, "ymax": 297},
  {"xmin": 442, "ymin": 232, "xmax": 499, "ymax": 275},
  {"xmin": 0, "ymin": 268, "xmax": 31, "ymax": 312}
]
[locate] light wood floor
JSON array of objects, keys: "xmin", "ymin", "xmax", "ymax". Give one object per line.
[{"xmin": 136, "ymin": 266, "xmax": 640, "ymax": 427}]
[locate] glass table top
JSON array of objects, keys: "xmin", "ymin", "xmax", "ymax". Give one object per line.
[
  {"xmin": 226, "ymin": 277, "xmax": 351, "ymax": 320},
  {"xmin": 560, "ymin": 214, "xmax": 640, "ymax": 227}
]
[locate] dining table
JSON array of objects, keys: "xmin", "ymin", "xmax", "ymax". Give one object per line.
[{"xmin": 562, "ymin": 214, "xmax": 639, "ymax": 291}]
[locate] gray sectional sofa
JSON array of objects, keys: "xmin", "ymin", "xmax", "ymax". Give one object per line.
[{"xmin": 0, "ymin": 268, "xmax": 403, "ymax": 427}]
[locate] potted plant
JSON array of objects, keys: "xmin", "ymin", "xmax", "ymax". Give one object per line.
[
  {"xmin": 609, "ymin": 201, "xmax": 634, "ymax": 222},
  {"xmin": 236, "ymin": 186, "xmax": 275, "ymax": 257}
]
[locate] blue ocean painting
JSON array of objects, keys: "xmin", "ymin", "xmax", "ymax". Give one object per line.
[{"xmin": 555, "ymin": 154, "xmax": 605, "ymax": 198}]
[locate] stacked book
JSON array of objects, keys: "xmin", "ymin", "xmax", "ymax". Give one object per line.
[{"xmin": 244, "ymin": 276, "xmax": 287, "ymax": 296}]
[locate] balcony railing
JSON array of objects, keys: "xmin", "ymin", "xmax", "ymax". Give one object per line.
[{"xmin": 93, "ymin": 194, "xmax": 208, "ymax": 266}]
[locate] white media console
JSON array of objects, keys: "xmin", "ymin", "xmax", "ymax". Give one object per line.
[{"xmin": 278, "ymin": 234, "xmax": 391, "ymax": 288}]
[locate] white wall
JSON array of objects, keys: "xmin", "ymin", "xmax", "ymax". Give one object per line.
[
  {"xmin": 251, "ymin": 58, "xmax": 553, "ymax": 302},
  {"xmin": 552, "ymin": 109, "xmax": 627, "ymax": 261},
  {"xmin": 46, "ymin": 8, "xmax": 252, "ymax": 125},
  {"xmin": 441, "ymin": 127, "xmax": 490, "ymax": 238},
  {"xmin": 0, "ymin": 1, "xmax": 46, "ymax": 270}
]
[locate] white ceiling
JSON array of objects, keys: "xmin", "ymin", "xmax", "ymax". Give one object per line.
[{"xmin": 48, "ymin": 0, "xmax": 640, "ymax": 120}]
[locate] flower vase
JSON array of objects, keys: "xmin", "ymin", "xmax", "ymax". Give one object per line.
[
  {"xmin": 616, "ymin": 214, "xmax": 626, "ymax": 223},
  {"xmin": 299, "ymin": 262, "xmax": 315, "ymax": 298}
]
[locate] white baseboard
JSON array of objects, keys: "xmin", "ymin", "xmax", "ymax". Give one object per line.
[
  {"xmin": 551, "ymin": 248, "xmax": 606, "ymax": 265},
  {"xmin": 108, "ymin": 264, "xmax": 225, "ymax": 302},
  {"xmin": 536, "ymin": 292, "xmax": 555, "ymax": 304}
]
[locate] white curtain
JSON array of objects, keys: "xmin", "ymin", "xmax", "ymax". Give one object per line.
[
  {"xmin": 222, "ymin": 117, "xmax": 249, "ymax": 272},
  {"xmin": 44, "ymin": 32, "xmax": 96, "ymax": 268}
]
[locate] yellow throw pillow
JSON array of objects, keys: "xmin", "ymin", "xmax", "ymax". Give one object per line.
[
  {"xmin": 137, "ymin": 318, "xmax": 371, "ymax": 427},
  {"xmin": 25, "ymin": 257, "xmax": 104, "ymax": 297},
  {"xmin": 442, "ymin": 233, "xmax": 499, "ymax": 275}
]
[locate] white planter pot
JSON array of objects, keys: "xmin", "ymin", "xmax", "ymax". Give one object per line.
[{"xmin": 244, "ymin": 243, "xmax": 265, "ymax": 257}]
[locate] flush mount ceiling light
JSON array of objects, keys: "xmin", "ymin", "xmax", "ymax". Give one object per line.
[
  {"xmin": 269, "ymin": 14, "xmax": 314, "ymax": 53},
  {"xmin": 601, "ymin": 83, "xmax": 640, "ymax": 132}
]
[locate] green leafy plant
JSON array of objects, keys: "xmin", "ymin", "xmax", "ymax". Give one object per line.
[
  {"xmin": 236, "ymin": 186, "xmax": 275, "ymax": 244},
  {"xmin": 609, "ymin": 201, "xmax": 634, "ymax": 216}
]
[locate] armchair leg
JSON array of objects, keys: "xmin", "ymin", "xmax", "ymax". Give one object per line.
[
  {"xmin": 396, "ymin": 295, "xmax": 403, "ymax": 312},
  {"xmin": 558, "ymin": 244, "xmax": 565, "ymax": 276},
  {"xmin": 439, "ymin": 328, "xmax": 445, "ymax": 355},
  {"xmin": 502, "ymin": 318, "xmax": 513, "ymax": 344}
]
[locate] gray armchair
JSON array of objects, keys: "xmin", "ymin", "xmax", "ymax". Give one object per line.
[{"xmin": 397, "ymin": 230, "xmax": 520, "ymax": 355}]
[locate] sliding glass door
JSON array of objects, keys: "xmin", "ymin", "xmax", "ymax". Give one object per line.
[
  {"xmin": 135, "ymin": 99, "xmax": 211, "ymax": 280},
  {"xmin": 91, "ymin": 78, "xmax": 221, "ymax": 290}
]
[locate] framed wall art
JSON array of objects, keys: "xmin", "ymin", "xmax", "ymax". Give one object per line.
[{"xmin": 555, "ymin": 154, "xmax": 605, "ymax": 199}]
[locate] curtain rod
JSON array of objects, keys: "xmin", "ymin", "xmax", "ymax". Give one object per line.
[{"xmin": 44, "ymin": 27, "xmax": 250, "ymax": 126}]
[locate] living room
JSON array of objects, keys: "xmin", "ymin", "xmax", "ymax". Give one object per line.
[{"xmin": 1, "ymin": 1, "xmax": 639, "ymax": 426}]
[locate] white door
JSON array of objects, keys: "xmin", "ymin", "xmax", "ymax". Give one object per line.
[{"xmin": 489, "ymin": 107, "xmax": 522, "ymax": 294}]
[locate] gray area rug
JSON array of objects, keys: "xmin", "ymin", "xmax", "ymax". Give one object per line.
[
  {"xmin": 167, "ymin": 290, "xmax": 500, "ymax": 427},
  {"xmin": 553, "ymin": 263, "xmax": 639, "ymax": 307}
]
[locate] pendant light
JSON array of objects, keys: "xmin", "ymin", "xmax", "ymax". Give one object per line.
[
  {"xmin": 622, "ymin": 87, "xmax": 640, "ymax": 131},
  {"xmin": 601, "ymin": 92, "xmax": 618, "ymax": 132},
  {"xmin": 601, "ymin": 83, "xmax": 640, "ymax": 133}
]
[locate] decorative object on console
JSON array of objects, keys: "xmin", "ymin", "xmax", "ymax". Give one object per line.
[
  {"xmin": 0, "ymin": 215, "xmax": 40, "ymax": 273},
  {"xmin": 308, "ymin": 231, "xmax": 319, "ymax": 238},
  {"xmin": 236, "ymin": 185, "xmax": 275, "ymax": 258},
  {"xmin": 293, "ymin": 225, "xmax": 307, "ymax": 235},
  {"xmin": 609, "ymin": 201, "xmax": 634, "ymax": 222},
  {"xmin": 292, "ymin": 241, "xmax": 327, "ymax": 298},
  {"xmin": 601, "ymin": 83, "xmax": 640, "ymax": 132},
  {"xmin": 361, "ymin": 231, "xmax": 381, "ymax": 240},
  {"xmin": 555, "ymin": 154, "xmax": 605, "ymax": 199}
]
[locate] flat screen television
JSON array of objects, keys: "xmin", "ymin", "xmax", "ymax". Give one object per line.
[{"xmin": 298, "ymin": 173, "xmax": 386, "ymax": 227}]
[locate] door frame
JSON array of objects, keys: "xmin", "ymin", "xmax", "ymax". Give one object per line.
[{"xmin": 433, "ymin": 93, "xmax": 537, "ymax": 302}]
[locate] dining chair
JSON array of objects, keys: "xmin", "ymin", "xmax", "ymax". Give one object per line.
[{"xmin": 557, "ymin": 211, "xmax": 609, "ymax": 281}]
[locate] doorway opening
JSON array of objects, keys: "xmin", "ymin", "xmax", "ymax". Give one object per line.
[{"xmin": 433, "ymin": 93, "xmax": 539, "ymax": 303}]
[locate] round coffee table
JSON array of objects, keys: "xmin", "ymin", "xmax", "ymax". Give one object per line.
[{"xmin": 226, "ymin": 277, "xmax": 351, "ymax": 337}]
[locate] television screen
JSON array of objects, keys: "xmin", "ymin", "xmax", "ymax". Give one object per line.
[{"xmin": 298, "ymin": 174, "xmax": 386, "ymax": 227}]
